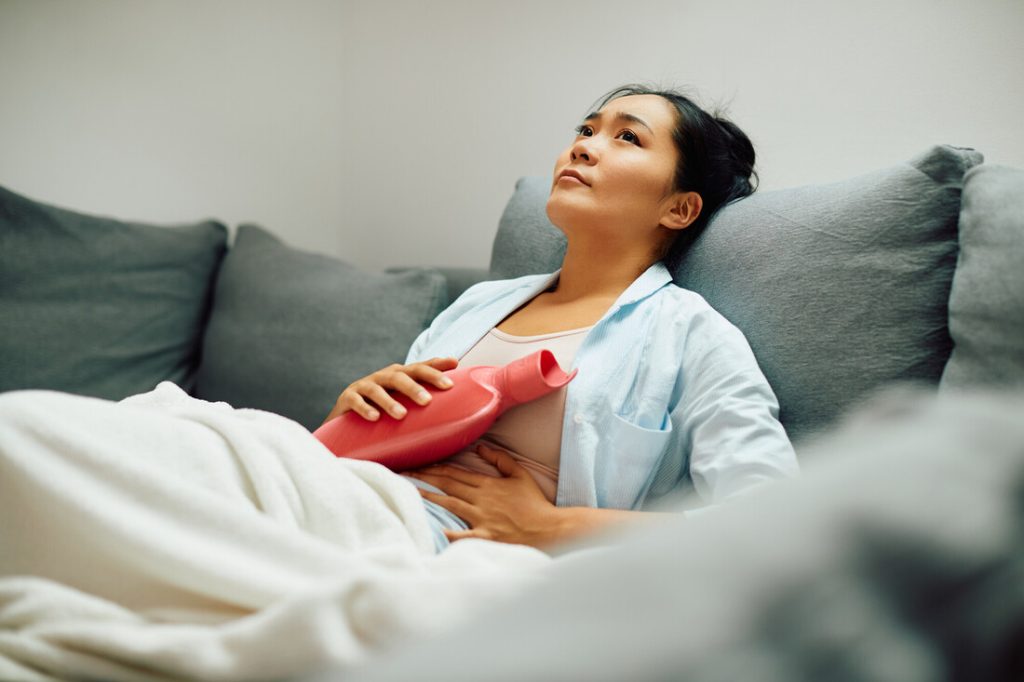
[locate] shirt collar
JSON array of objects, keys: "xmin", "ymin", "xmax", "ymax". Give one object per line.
[
  {"xmin": 613, "ymin": 261, "xmax": 674, "ymax": 308},
  {"xmin": 536, "ymin": 260, "xmax": 672, "ymax": 308}
]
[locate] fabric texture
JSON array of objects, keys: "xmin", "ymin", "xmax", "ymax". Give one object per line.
[
  {"xmin": 405, "ymin": 262, "xmax": 799, "ymax": 511},
  {"xmin": 0, "ymin": 184, "xmax": 227, "ymax": 399},
  {"xmin": 940, "ymin": 164, "xmax": 1024, "ymax": 390},
  {"xmin": 346, "ymin": 386, "xmax": 1024, "ymax": 682},
  {"xmin": 487, "ymin": 145, "xmax": 984, "ymax": 442},
  {"xmin": 194, "ymin": 224, "xmax": 448, "ymax": 431},
  {"xmin": 0, "ymin": 382, "xmax": 548, "ymax": 681}
]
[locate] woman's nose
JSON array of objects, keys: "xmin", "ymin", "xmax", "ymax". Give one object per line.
[{"xmin": 570, "ymin": 138, "xmax": 597, "ymax": 164}]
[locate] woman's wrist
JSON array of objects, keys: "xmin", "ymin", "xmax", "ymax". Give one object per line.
[{"xmin": 540, "ymin": 506, "xmax": 668, "ymax": 548}]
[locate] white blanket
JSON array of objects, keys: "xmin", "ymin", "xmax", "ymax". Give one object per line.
[{"xmin": 0, "ymin": 383, "xmax": 549, "ymax": 681}]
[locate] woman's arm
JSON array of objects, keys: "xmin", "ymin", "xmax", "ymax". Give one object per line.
[
  {"xmin": 672, "ymin": 308, "xmax": 799, "ymax": 504},
  {"xmin": 542, "ymin": 506, "xmax": 673, "ymax": 548},
  {"xmin": 408, "ymin": 444, "xmax": 671, "ymax": 550}
]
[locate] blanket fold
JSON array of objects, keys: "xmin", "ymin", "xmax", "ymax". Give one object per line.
[{"xmin": 0, "ymin": 382, "xmax": 548, "ymax": 681}]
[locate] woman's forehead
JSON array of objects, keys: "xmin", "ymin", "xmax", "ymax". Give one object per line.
[{"xmin": 596, "ymin": 94, "xmax": 677, "ymax": 134}]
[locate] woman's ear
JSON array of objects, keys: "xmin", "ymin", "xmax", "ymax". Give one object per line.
[{"xmin": 660, "ymin": 191, "xmax": 703, "ymax": 231}]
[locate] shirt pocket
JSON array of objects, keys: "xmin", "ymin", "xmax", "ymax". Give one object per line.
[{"xmin": 599, "ymin": 412, "xmax": 673, "ymax": 509}]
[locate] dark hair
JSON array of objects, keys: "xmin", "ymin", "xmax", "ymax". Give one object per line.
[{"xmin": 591, "ymin": 84, "xmax": 759, "ymax": 271}]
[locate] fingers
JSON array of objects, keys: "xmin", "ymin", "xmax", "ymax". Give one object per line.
[
  {"xmin": 406, "ymin": 362, "xmax": 456, "ymax": 391},
  {"xmin": 343, "ymin": 393, "xmax": 382, "ymax": 421},
  {"xmin": 475, "ymin": 443, "xmax": 526, "ymax": 478},
  {"xmin": 371, "ymin": 360, "xmax": 456, "ymax": 414},
  {"xmin": 424, "ymin": 356, "xmax": 459, "ymax": 371},
  {"xmin": 322, "ymin": 392, "xmax": 375, "ymax": 424},
  {"xmin": 412, "ymin": 463, "xmax": 484, "ymax": 487},
  {"xmin": 410, "ymin": 473, "xmax": 478, "ymax": 500},
  {"xmin": 362, "ymin": 382, "xmax": 409, "ymax": 419},
  {"xmin": 386, "ymin": 360, "xmax": 456, "ymax": 407},
  {"xmin": 389, "ymin": 372, "xmax": 435, "ymax": 407},
  {"xmin": 328, "ymin": 358, "xmax": 458, "ymax": 424},
  {"xmin": 419, "ymin": 489, "xmax": 476, "ymax": 521},
  {"xmin": 444, "ymin": 528, "xmax": 488, "ymax": 543}
]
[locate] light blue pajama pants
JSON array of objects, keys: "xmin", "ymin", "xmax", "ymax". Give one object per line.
[{"xmin": 402, "ymin": 475, "xmax": 470, "ymax": 553}]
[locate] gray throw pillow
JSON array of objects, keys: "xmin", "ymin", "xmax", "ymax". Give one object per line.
[
  {"xmin": 0, "ymin": 184, "xmax": 227, "ymax": 399},
  {"xmin": 194, "ymin": 224, "xmax": 448, "ymax": 431},
  {"xmin": 488, "ymin": 145, "xmax": 983, "ymax": 443},
  {"xmin": 675, "ymin": 145, "xmax": 981, "ymax": 442},
  {"xmin": 940, "ymin": 164, "xmax": 1024, "ymax": 391}
]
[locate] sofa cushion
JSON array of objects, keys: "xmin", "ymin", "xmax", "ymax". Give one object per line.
[
  {"xmin": 195, "ymin": 224, "xmax": 448, "ymax": 431},
  {"xmin": 387, "ymin": 266, "xmax": 493, "ymax": 308},
  {"xmin": 940, "ymin": 164, "xmax": 1024, "ymax": 391},
  {"xmin": 675, "ymin": 145, "xmax": 981, "ymax": 442},
  {"xmin": 0, "ymin": 184, "xmax": 227, "ymax": 399},
  {"xmin": 489, "ymin": 145, "xmax": 983, "ymax": 442}
]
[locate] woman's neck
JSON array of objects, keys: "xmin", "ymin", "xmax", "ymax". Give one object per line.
[{"xmin": 548, "ymin": 239, "xmax": 655, "ymax": 303}]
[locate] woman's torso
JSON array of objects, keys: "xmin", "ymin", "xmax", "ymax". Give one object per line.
[
  {"xmin": 439, "ymin": 324, "xmax": 593, "ymax": 502},
  {"xmin": 494, "ymin": 287, "xmax": 617, "ymax": 336},
  {"xmin": 405, "ymin": 264, "xmax": 797, "ymax": 510}
]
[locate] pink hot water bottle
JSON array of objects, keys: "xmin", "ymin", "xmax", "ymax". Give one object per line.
[{"xmin": 313, "ymin": 349, "xmax": 577, "ymax": 471}]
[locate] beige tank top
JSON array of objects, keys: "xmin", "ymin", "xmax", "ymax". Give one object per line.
[{"xmin": 440, "ymin": 325, "xmax": 592, "ymax": 503}]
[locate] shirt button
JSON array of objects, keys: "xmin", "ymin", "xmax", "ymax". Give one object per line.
[{"xmin": 573, "ymin": 413, "xmax": 584, "ymax": 424}]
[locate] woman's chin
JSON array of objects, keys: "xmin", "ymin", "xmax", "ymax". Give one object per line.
[{"xmin": 545, "ymin": 193, "xmax": 594, "ymax": 230}]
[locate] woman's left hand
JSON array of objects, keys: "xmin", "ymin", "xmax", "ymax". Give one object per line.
[{"xmin": 407, "ymin": 443, "xmax": 561, "ymax": 549}]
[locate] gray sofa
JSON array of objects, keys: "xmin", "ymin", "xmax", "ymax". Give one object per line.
[
  {"xmin": 3, "ymin": 144, "xmax": 1021, "ymax": 444},
  {"xmin": 2, "ymin": 144, "xmax": 1023, "ymax": 681}
]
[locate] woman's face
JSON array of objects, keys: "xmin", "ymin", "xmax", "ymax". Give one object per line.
[{"xmin": 546, "ymin": 94, "xmax": 682, "ymax": 243}]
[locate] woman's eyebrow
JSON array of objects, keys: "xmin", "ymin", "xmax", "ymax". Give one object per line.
[{"xmin": 582, "ymin": 111, "xmax": 655, "ymax": 136}]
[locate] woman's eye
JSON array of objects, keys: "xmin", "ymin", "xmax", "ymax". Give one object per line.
[
  {"xmin": 618, "ymin": 130, "xmax": 640, "ymax": 145},
  {"xmin": 574, "ymin": 124, "xmax": 594, "ymax": 137}
]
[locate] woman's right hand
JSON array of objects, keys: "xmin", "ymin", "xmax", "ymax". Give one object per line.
[{"xmin": 322, "ymin": 357, "xmax": 458, "ymax": 425}]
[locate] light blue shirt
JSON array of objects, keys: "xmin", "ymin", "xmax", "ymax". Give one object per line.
[{"xmin": 406, "ymin": 261, "xmax": 798, "ymax": 511}]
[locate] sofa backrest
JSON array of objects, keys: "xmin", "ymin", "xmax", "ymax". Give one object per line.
[
  {"xmin": 0, "ymin": 184, "xmax": 227, "ymax": 400},
  {"xmin": 193, "ymin": 225, "xmax": 449, "ymax": 431},
  {"xmin": 940, "ymin": 164, "xmax": 1024, "ymax": 392},
  {"xmin": 7, "ymin": 146, "xmax": 1018, "ymax": 442},
  {"xmin": 0, "ymin": 190, "xmax": 449, "ymax": 432},
  {"xmin": 488, "ymin": 145, "xmax": 984, "ymax": 443}
]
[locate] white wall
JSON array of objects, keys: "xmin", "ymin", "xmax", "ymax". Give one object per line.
[
  {"xmin": 1, "ymin": 0, "xmax": 1021, "ymax": 270},
  {"xmin": 0, "ymin": 0, "xmax": 347, "ymax": 255}
]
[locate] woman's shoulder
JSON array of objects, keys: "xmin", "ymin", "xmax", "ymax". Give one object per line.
[
  {"xmin": 649, "ymin": 282, "xmax": 730, "ymax": 325},
  {"xmin": 652, "ymin": 283, "xmax": 766, "ymax": 373},
  {"xmin": 656, "ymin": 281, "xmax": 714, "ymax": 308},
  {"xmin": 645, "ymin": 282, "xmax": 754, "ymax": 349}
]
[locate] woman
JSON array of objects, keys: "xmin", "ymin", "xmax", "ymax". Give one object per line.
[
  {"xmin": 322, "ymin": 85, "xmax": 799, "ymax": 552},
  {"xmin": 0, "ymin": 86, "xmax": 798, "ymax": 678}
]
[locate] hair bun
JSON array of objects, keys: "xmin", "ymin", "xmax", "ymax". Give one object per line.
[{"xmin": 715, "ymin": 118, "xmax": 756, "ymax": 168}]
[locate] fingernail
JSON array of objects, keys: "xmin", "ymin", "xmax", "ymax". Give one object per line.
[
  {"xmin": 439, "ymin": 377, "xmax": 453, "ymax": 388},
  {"xmin": 391, "ymin": 404, "xmax": 407, "ymax": 417},
  {"xmin": 417, "ymin": 391, "xmax": 431, "ymax": 403},
  {"xmin": 367, "ymin": 409, "xmax": 379, "ymax": 420}
]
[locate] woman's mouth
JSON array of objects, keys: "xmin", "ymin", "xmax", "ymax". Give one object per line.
[{"xmin": 557, "ymin": 169, "xmax": 590, "ymax": 186}]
